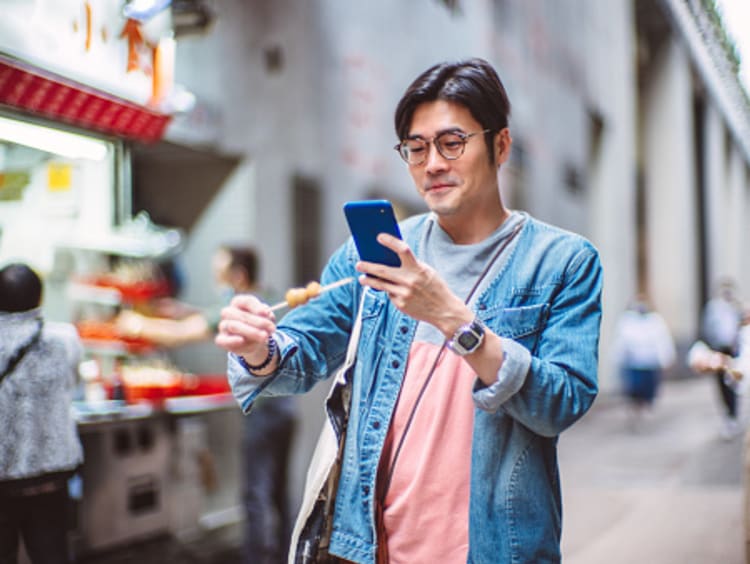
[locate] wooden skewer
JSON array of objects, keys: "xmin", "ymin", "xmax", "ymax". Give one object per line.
[
  {"xmin": 727, "ymin": 368, "xmax": 744, "ymax": 382},
  {"xmin": 269, "ymin": 277, "xmax": 355, "ymax": 312}
]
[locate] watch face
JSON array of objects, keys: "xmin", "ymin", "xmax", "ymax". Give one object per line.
[{"xmin": 457, "ymin": 332, "xmax": 480, "ymax": 350}]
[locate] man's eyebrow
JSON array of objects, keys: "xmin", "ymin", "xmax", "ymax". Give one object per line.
[{"xmin": 405, "ymin": 127, "xmax": 464, "ymax": 140}]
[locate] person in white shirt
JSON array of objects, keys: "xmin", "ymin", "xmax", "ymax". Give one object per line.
[{"xmin": 611, "ymin": 294, "xmax": 676, "ymax": 422}]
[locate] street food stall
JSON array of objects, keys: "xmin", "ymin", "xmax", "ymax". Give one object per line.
[{"xmin": 0, "ymin": 0, "xmax": 243, "ymax": 557}]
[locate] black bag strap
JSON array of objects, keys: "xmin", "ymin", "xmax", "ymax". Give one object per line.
[
  {"xmin": 379, "ymin": 217, "xmax": 526, "ymax": 507},
  {"xmin": 0, "ymin": 318, "xmax": 44, "ymax": 386}
]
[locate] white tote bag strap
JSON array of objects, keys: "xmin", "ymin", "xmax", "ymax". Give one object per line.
[
  {"xmin": 334, "ymin": 287, "xmax": 368, "ymax": 386},
  {"xmin": 290, "ymin": 288, "xmax": 369, "ymax": 563}
]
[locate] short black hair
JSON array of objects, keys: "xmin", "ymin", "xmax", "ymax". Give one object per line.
[
  {"xmin": 394, "ymin": 58, "xmax": 511, "ymax": 162},
  {"xmin": 0, "ymin": 263, "xmax": 43, "ymax": 312}
]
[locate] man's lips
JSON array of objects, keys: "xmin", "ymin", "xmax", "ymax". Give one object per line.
[{"xmin": 425, "ymin": 182, "xmax": 455, "ymax": 191}]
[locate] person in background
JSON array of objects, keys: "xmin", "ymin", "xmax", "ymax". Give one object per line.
[
  {"xmin": 116, "ymin": 244, "xmax": 297, "ymax": 564},
  {"xmin": 689, "ymin": 301, "xmax": 749, "ymax": 440},
  {"xmin": 216, "ymin": 58, "xmax": 603, "ymax": 563},
  {"xmin": 611, "ymin": 293, "xmax": 676, "ymax": 426},
  {"xmin": 738, "ymin": 307, "xmax": 750, "ymax": 379},
  {"xmin": 0, "ymin": 263, "xmax": 83, "ymax": 564},
  {"xmin": 698, "ymin": 277, "xmax": 743, "ymax": 438}
]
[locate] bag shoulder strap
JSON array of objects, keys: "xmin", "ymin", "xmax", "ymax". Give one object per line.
[
  {"xmin": 335, "ymin": 287, "xmax": 369, "ymax": 386},
  {"xmin": 0, "ymin": 319, "xmax": 43, "ymax": 386}
]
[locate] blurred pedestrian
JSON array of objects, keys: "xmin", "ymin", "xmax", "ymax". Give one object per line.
[
  {"xmin": 116, "ymin": 245, "xmax": 298, "ymax": 564},
  {"xmin": 611, "ymin": 294, "xmax": 676, "ymax": 425},
  {"xmin": 699, "ymin": 277, "xmax": 743, "ymax": 438},
  {"xmin": 0, "ymin": 263, "xmax": 83, "ymax": 564},
  {"xmin": 213, "ymin": 246, "xmax": 298, "ymax": 564},
  {"xmin": 738, "ymin": 307, "xmax": 750, "ymax": 378}
]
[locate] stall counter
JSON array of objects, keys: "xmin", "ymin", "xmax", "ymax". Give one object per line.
[{"xmin": 71, "ymin": 392, "xmax": 244, "ymax": 556}]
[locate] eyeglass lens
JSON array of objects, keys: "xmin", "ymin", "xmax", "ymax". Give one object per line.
[{"xmin": 399, "ymin": 131, "xmax": 470, "ymax": 164}]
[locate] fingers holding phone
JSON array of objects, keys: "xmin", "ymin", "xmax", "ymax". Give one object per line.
[
  {"xmin": 355, "ymin": 233, "xmax": 417, "ymax": 284},
  {"xmin": 344, "ymin": 200, "xmax": 463, "ymax": 322}
]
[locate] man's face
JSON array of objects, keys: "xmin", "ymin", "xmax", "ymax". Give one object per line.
[
  {"xmin": 405, "ymin": 100, "xmax": 510, "ymax": 220},
  {"xmin": 212, "ymin": 248, "xmax": 232, "ymax": 290}
]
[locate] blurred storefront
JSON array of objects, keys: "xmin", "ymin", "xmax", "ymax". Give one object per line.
[{"xmin": 0, "ymin": 1, "xmax": 244, "ymax": 558}]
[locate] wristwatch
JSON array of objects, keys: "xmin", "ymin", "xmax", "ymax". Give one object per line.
[{"xmin": 447, "ymin": 317, "xmax": 485, "ymax": 356}]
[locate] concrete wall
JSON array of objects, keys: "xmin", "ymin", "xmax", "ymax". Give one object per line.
[{"xmin": 703, "ymin": 102, "xmax": 726, "ymax": 291}]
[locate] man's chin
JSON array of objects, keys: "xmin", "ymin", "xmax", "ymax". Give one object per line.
[{"xmin": 426, "ymin": 201, "xmax": 459, "ymax": 217}]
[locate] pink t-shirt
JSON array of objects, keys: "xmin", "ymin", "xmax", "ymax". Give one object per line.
[{"xmin": 377, "ymin": 340, "xmax": 476, "ymax": 563}]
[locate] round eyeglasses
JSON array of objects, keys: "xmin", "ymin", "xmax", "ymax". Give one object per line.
[{"xmin": 394, "ymin": 129, "xmax": 491, "ymax": 165}]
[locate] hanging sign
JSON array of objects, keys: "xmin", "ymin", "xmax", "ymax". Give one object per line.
[{"xmin": 0, "ymin": 56, "xmax": 171, "ymax": 143}]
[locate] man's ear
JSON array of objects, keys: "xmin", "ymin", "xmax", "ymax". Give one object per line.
[{"xmin": 495, "ymin": 128, "xmax": 512, "ymax": 166}]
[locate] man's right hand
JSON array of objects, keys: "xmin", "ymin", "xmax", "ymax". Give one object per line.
[{"xmin": 215, "ymin": 294, "xmax": 277, "ymax": 367}]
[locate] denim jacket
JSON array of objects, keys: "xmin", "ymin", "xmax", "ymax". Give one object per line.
[{"xmin": 228, "ymin": 212, "xmax": 603, "ymax": 563}]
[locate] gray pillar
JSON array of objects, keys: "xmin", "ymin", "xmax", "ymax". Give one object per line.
[{"xmin": 642, "ymin": 38, "xmax": 699, "ymax": 340}]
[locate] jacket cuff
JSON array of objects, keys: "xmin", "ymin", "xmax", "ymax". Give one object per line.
[
  {"xmin": 226, "ymin": 332, "xmax": 299, "ymax": 413},
  {"xmin": 472, "ymin": 338, "xmax": 531, "ymax": 412},
  {"xmin": 227, "ymin": 353, "xmax": 274, "ymax": 413}
]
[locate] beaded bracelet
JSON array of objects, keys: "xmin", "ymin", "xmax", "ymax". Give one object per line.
[{"xmin": 242, "ymin": 336, "xmax": 277, "ymax": 372}]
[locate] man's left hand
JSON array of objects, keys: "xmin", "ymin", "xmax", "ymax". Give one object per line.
[{"xmin": 355, "ymin": 233, "xmax": 471, "ymax": 336}]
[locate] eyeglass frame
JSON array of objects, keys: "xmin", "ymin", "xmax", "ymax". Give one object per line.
[{"xmin": 393, "ymin": 128, "xmax": 492, "ymax": 165}]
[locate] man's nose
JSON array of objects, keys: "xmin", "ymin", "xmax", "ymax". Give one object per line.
[{"xmin": 424, "ymin": 142, "xmax": 448, "ymax": 172}]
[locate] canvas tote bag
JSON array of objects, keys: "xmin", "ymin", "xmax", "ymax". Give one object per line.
[{"xmin": 290, "ymin": 288, "xmax": 369, "ymax": 563}]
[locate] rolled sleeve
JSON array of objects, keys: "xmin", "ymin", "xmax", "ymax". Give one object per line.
[
  {"xmin": 227, "ymin": 353, "xmax": 275, "ymax": 413},
  {"xmin": 227, "ymin": 332, "xmax": 299, "ymax": 413},
  {"xmin": 473, "ymin": 338, "xmax": 531, "ymax": 412}
]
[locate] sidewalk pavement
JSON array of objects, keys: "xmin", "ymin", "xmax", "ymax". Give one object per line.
[{"xmin": 560, "ymin": 376, "xmax": 747, "ymax": 564}]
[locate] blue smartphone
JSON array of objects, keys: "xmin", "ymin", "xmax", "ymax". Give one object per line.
[{"xmin": 343, "ymin": 200, "xmax": 403, "ymax": 267}]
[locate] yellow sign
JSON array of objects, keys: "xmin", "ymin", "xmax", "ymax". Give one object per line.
[{"xmin": 48, "ymin": 163, "xmax": 73, "ymax": 192}]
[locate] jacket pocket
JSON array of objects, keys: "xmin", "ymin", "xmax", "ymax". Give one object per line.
[
  {"xmin": 481, "ymin": 303, "xmax": 548, "ymax": 351},
  {"xmin": 360, "ymin": 287, "xmax": 388, "ymax": 320}
]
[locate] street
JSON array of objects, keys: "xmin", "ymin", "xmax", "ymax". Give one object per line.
[{"xmin": 560, "ymin": 376, "xmax": 746, "ymax": 564}]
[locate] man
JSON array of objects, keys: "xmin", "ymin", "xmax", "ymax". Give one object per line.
[
  {"xmin": 117, "ymin": 245, "xmax": 297, "ymax": 564},
  {"xmin": 217, "ymin": 58, "xmax": 603, "ymax": 563}
]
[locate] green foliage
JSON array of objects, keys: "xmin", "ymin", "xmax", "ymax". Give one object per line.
[{"xmin": 701, "ymin": 0, "xmax": 741, "ymax": 74}]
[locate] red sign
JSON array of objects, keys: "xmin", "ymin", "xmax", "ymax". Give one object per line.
[{"xmin": 0, "ymin": 55, "xmax": 171, "ymax": 143}]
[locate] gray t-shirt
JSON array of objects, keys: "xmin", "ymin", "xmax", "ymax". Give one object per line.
[{"xmin": 415, "ymin": 211, "xmax": 525, "ymax": 345}]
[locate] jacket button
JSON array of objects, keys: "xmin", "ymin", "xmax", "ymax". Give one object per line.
[
  {"xmin": 478, "ymin": 303, "xmax": 487, "ymax": 310},
  {"xmin": 400, "ymin": 325, "xmax": 408, "ymax": 334},
  {"xmin": 373, "ymin": 421, "xmax": 380, "ymax": 429},
  {"xmin": 391, "ymin": 360, "xmax": 400, "ymax": 369},
  {"xmin": 363, "ymin": 485, "xmax": 370, "ymax": 495}
]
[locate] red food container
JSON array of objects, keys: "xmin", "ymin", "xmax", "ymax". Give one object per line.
[{"xmin": 179, "ymin": 374, "xmax": 231, "ymax": 396}]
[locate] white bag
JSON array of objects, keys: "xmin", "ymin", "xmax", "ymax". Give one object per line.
[{"xmin": 289, "ymin": 289, "xmax": 368, "ymax": 563}]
